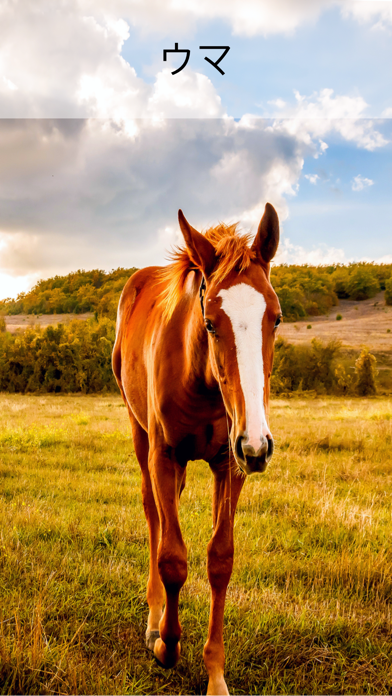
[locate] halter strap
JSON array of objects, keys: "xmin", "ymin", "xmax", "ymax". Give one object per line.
[{"xmin": 199, "ymin": 275, "xmax": 206, "ymax": 317}]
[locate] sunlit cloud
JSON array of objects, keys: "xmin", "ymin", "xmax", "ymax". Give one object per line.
[
  {"xmin": 0, "ymin": 272, "xmax": 40, "ymax": 302},
  {"xmin": 265, "ymin": 89, "xmax": 387, "ymax": 152},
  {"xmin": 274, "ymin": 237, "xmax": 347, "ymax": 266}
]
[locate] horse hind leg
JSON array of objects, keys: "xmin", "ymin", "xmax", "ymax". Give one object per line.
[{"xmin": 128, "ymin": 413, "xmax": 164, "ymax": 651}]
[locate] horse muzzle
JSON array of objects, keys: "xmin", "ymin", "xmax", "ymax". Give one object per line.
[{"xmin": 234, "ymin": 433, "xmax": 274, "ymax": 475}]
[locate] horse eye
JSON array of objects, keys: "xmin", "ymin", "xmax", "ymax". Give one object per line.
[
  {"xmin": 274, "ymin": 314, "xmax": 282, "ymax": 329},
  {"xmin": 205, "ymin": 319, "xmax": 216, "ymax": 334}
]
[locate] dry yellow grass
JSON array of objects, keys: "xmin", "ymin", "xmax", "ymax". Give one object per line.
[
  {"xmin": 0, "ymin": 394, "xmax": 391, "ymax": 694},
  {"xmin": 4, "ymin": 312, "xmax": 93, "ymax": 334}
]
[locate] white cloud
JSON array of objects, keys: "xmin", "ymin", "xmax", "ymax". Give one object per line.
[
  {"xmin": 304, "ymin": 174, "xmax": 320, "ymax": 184},
  {"xmin": 273, "ymin": 241, "xmax": 392, "ymax": 267},
  {"xmin": 0, "ymin": 272, "xmax": 40, "ymax": 302},
  {"xmin": 274, "ymin": 237, "xmax": 347, "ymax": 265},
  {"xmin": 89, "ymin": 0, "xmax": 392, "ymax": 37},
  {"xmin": 146, "ymin": 70, "xmax": 224, "ymax": 118},
  {"xmin": 342, "ymin": 1, "xmax": 392, "ymax": 30},
  {"xmin": 81, "ymin": 0, "xmax": 334, "ymax": 37},
  {"xmin": 0, "ymin": 1, "xmax": 225, "ymax": 119},
  {"xmin": 374, "ymin": 254, "xmax": 392, "ymax": 264},
  {"xmin": 0, "ymin": 118, "xmax": 307, "ymax": 285},
  {"xmin": 265, "ymin": 88, "xmax": 388, "ymax": 151},
  {"xmin": 351, "ymin": 174, "xmax": 374, "ymax": 191},
  {"xmin": 0, "ymin": 1, "xmax": 391, "ymax": 120},
  {"xmin": 0, "ymin": 111, "xmax": 388, "ymax": 297}
]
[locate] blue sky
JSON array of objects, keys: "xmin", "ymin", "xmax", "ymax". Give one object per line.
[
  {"xmin": 122, "ymin": 6, "xmax": 392, "ymax": 118},
  {"xmin": 286, "ymin": 123, "xmax": 392, "ymax": 259},
  {"xmin": 0, "ymin": 0, "xmax": 391, "ymax": 298}
]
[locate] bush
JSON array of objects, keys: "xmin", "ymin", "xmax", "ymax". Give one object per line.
[
  {"xmin": 334, "ymin": 363, "xmax": 353, "ymax": 395},
  {"xmin": 336, "ymin": 314, "xmax": 342, "ymax": 321},
  {"xmin": 271, "ymin": 339, "xmax": 383, "ymax": 397},
  {"xmin": 385, "ymin": 276, "xmax": 392, "ymax": 306},
  {"xmin": 0, "ymin": 318, "xmax": 117, "ymax": 394},
  {"xmin": 355, "ymin": 348, "xmax": 377, "ymax": 396},
  {"xmin": 271, "ymin": 338, "xmax": 342, "ymax": 394}
]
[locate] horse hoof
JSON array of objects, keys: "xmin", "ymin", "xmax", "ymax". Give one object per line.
[
  {"xmin": 153, "ymin": 637, "xmax": 181, "ymax": 669},
  {"xmin": 145, "ymin": 629, "xmax": 160, "ymax": 651}
]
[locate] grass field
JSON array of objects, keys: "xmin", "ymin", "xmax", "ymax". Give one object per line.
[{"xmin": 0, "ymin": 394, "xmax": 392, "ymax": 695}]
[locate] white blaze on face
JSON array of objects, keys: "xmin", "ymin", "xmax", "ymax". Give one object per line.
[{"xmin": 218, "ymin": 283, "xmax": 270, "ymax": 451}]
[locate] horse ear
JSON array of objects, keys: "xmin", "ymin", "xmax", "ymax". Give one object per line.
[
  {"xmin": 178, "ymin": 209, "xmax": 217, "ymax": 277},
  {"xmin": 251, "ymin": 203, "xmax": 279, "ymax": 264}
]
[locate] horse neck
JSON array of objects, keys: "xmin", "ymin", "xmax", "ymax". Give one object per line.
[{"xmin": 183, "ymin": 291, "xmax": 217, "ymax": 391}]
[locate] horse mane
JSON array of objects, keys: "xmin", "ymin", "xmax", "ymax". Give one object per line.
[{"xmin": 159, "ymin": 223, "xmax": 255, "ymax": 322}]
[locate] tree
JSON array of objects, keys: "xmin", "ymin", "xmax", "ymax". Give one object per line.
[{"xmin": 347, "ymin": 266, "xmax": 379, "ymax": 301}]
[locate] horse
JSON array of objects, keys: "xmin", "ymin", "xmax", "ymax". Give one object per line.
[{"xmin": 112, "ymin": 202, "xmax": 281, "ymax": 695}]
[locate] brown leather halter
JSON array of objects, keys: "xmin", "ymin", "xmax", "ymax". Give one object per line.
[{"xmin": 199, "ymin": 275, "xmax": 206, "ymax": 317}]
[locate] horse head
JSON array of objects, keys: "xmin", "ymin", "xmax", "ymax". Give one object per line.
[{"xmin": 178, "ymin": 203, "xmax": 281, "ymax": 476}]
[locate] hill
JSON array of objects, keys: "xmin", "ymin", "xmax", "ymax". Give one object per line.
[
  {"xmin": 279, "ymin": 291, "xmax": 392, "ymax": 350},
  {"xmin": 1, "ymin": 262, "xmax": 391, "ymax": 322},
  {"xmin": 0, "ymin": 267, "xmax": 137, "ymax": 319}
]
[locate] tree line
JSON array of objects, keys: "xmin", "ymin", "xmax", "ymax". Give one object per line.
[
  {"xmin": 0, "ymin": 268, "xmax": 137, "ymax": 320},
  {"xmin": 1, "ymin": 262, "xmax": 392, "ymax": 323}
]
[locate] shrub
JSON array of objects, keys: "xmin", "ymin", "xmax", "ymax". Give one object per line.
[
  {"xmin": 385, "ymin": 276, "xmax": 392, "ymax": 306},
  {"xmin": 271, "ymin": 339, "xmax": 383, "ymax": 397},
  {"xmin": 355, "ymin": 348, "xmax": 377, "ymax": 396},
  {"xmin": 0, "ymin": 317, "xmax": 117, "ymax": 394},
  {"xmin": 336, "ymin": 314, "xmax": 342, "ymax": 321},
  {"xmin": 271, "ymin": 338, "xmax": 342, "ymax": 394},
  {"xmin": 334, "ymin": 363, "xmax": 353, "ymax": 395}
]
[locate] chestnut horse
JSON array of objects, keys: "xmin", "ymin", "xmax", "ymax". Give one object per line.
[{"xmin": 112, "ymin": 203, "xmax": 281, "ymax": 695}]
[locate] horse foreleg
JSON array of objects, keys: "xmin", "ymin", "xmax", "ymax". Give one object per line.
[
  {"xmin": 204, "ymin": 464, "xmax": 244, "ymax": 695},
  {"xmin": 142, "ymin": 471, "xmax": 165, "ymax": 650},
  {"xmin": 149, "ymin": 447, "xmax": 187, "ymax": 668},
  {"xmin": 128, "ymin": 414, "xmax": 164, "ymax": 650}
]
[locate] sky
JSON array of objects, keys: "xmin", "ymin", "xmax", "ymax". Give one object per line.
[{"xmin": 0, "ymin": 0, "xmax": 391, "ymax": 300}]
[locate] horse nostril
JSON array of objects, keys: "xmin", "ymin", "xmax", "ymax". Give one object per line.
[
  {"xmin": 235, "ymin": 435, "xmax": 244, "ymax": 462},
  {"xmin": 267, "ymin": 436, "xmax": 274, "ymax": 462}
]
